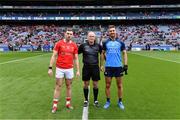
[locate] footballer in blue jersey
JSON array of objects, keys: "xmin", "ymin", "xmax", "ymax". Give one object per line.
[
  {"xmin": 103, "ymin": 38, "xmax": 125, "ymax": 67},
  {"xmin": 100, "ymin": 25, "xmax": 128, "ymax": 110}
]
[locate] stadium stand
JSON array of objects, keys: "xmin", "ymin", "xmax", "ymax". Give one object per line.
[
  {"xmin": 0, "ymin": 23, "xmax": 179, "ymax": 51},
  {"xmin": 0, "ymin": 0, "xmax": 179, "ymax": 51}
]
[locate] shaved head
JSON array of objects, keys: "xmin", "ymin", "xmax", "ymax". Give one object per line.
[
  {"xmin": 88, "ymin": 31, "xmax": 96, "ymax": 37},
  {"xmin": 87, "ymin": 31, "xmax": 96, "ymax": 45}
]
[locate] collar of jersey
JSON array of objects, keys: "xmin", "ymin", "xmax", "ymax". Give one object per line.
[
  {"xmin": 63, "ymin": 39, "xmax": 72, "ymax": 43},
  {"xmin": 87, "ymin": 42, "xmax": 95, "ymax": 46},
  {"xmin": 108, "ymin": 37, "xmax": 119, "ymax": 41}
]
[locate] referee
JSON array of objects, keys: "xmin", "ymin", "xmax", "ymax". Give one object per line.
[{"xmin": 78, "ymin": 31, "xmax": 102, "ymax": 107}]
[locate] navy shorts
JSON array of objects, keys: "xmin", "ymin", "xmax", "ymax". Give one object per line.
[
  {"xmin": 82, "ymin": 65, "xmax": 100, "ymax": 81},
  {"xmin": 104, "ymin": 67, "xmax": 124, "ymax": 77}
]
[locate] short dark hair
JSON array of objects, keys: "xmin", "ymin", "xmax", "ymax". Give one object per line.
[
  {"xmin": 108, "ymin": 25, "xmax": 115, "ymax": 29},
  {"xmin": 66, "ymin": 27, "xmax": 73, "ymax": 32}
]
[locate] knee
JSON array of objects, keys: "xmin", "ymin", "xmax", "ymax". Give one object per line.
[
  {"xmin": 66, "ymin": 84, "xmax": 71, "ymax": 90},
  {"xmin": 93, "ymin": 85, "xmax": 98, "ymax": 89},
  {"xmin": 84, "ymin": 82, "xmax": 89, "ymax": 88},
  {"xmin": 84, "ymin": 85, "xmax": 88, "ymax": 89},
  {"xmin": 55, "ymin": 84, "xmax": 61, "ymax": 91},
  {"xmin": 106, "ymin": 83, "xmax": 111, "ymax": 89},
  {"xmin": 93, "ymin": 83, "xmax": 98, "ymax": 89},
  {"xmin": 117, "ymin": 84, "xmax": 123, "ymax": 89}
]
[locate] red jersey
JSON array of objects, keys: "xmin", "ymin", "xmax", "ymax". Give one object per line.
[{"xmin": 54, "ymin": 39, "xmax": 78, "ymax": 69}]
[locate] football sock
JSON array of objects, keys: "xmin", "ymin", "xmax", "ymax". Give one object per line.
[
  {"xmin": 119, "ymin": 98, "xmax": 122, "ymax": 102},
  {"xmin": 83, "ymin": 88, "xmax": 89, "ymax": 101},
  {"xmin": 107, "ymin": 98, "xmax": 110, "ymax": 102},
  {"xmin": 93, "ymin": 88, "xmax": 98, "ymax": 102},
  {"xmin": 66, "ymin": 97, "xmax": 71, "ymax": 105},
  {"xmin": 53, "ymin": 98, "xmax": 58, "ymax": 107}
]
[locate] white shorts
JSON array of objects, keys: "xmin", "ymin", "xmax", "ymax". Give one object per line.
[{"xmin": 56, "ymin": 67, "xmax": 74, "ymax": 79}]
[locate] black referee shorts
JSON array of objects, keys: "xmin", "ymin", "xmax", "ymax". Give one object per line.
[{"xmin": 82, "ymin": 65, "xmax": 100, "ymax": 81}]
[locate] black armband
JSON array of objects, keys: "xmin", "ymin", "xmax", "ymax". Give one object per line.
[{"xmin": 49, "ymin": 67, "xmax": 52, "ymax": 69}]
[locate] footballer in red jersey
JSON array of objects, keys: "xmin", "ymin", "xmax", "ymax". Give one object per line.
[{"xmin": 48, "ymin": 28, "xmax": 80, "ymax": 113}]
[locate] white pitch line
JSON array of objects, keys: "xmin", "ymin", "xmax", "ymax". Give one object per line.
[
  {"xmin": 130, "ymin": 52, "xmax": 180, "ymax": 64},
  {"xmin": 82, "ymin": 86, "xmax": 90, "ymax": 120},
  {"xmin": 0, "ymin": 53, "xmax": 50, "ymax": 65}
]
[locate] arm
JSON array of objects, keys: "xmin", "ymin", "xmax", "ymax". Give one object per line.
[
  {"xmin": 74, "ymin": 54, "xmax": 80, "ymax": 77},
  {"xmin": 122, "ymin": 50, "xmax": 128, "ymax": 65},
  {"xmin": 122, "ymin": 49, "xmax": 128, "ymax": 74},
  {"xmin": 48, "ymin": 50, "xmax": 58, "ymax": 77},
  {"xmin": 100, "ymin": 50, "xmax": 106, "ymax": 72}
]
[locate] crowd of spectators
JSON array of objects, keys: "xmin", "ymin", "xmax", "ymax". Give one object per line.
[
  {"xmin": 100, "ymin": 24, "xmax": 180, "ymax": 50},
  {"xmin": 0, "ymin": 25, "xmax": 64, "ymax": 51},
  {"xmin": 116, "ymin": 24, "xmax": 180, "ymax": 47},
  {"xmin": 0, "ymin": 23, "xmax": 179, "ymax": 51}
]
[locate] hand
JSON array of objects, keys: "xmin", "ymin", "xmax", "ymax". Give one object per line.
[
  {"xmin": 76, "ymin": 70, "xmax": 80, "ymax": 77},
  {"xmin": 48, "ymin": 69, "xmax": 53, "ymax": 77},
  {"xmin": 75, "ymin": 70, "xmax": 80, "ymax": 80},
  {"xmin": 100, "ymin": 66, "xmax": 104, "ymax": 72},
  {"xmin": 123, "ymin": 65, "xmax": 128, "ymax": 75}
]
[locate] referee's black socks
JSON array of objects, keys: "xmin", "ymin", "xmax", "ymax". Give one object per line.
[
  {"xmin": 83, "ymin": 88, "xmax": 89, "ymax": 101},
  {"xmin": 93, "ymin": 88, "xmax": 98, "ymax": 102}
]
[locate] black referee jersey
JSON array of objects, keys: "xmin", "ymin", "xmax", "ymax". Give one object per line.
[{"xmin": 78, "ymin": 42, "xmax": 102, "ymax": 65}]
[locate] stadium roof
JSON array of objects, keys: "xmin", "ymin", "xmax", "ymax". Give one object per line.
[{"xmin": 0, "ymin": 0, "xmax": 180, "ymax": 6}]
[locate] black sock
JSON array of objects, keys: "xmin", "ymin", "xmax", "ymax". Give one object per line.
[
  {"xmin": 93, "ymin": 88, "xmax": 98, "ymax": 102},
  {"xmin": 83, "ymin": 88, "xmax": 89, "ymax": 101},
  {"xmin": 119, "ymin": 98, "xmax": 122, "ymax": 102},
  {"xmin": 107, "ymin": 98, "xmax": 110, "ymax": 102}
]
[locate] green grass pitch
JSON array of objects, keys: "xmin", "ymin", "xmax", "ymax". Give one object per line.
[{"xmin": 0, "ymin": 51, "xmax": 180, "ymax": 119}]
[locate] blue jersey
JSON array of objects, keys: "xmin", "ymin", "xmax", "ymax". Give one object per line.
[{"xmin": 102, "ymin": 38, "xmax": 126, "ymax": 67}]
